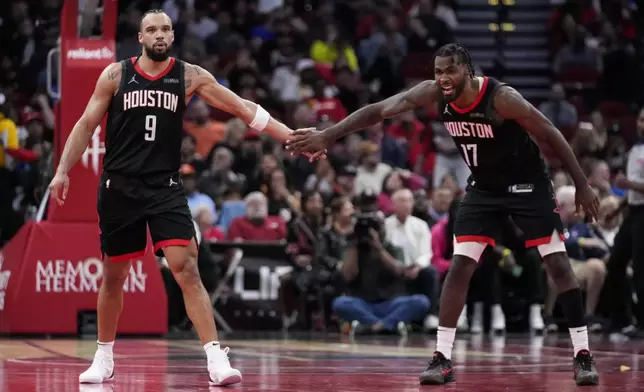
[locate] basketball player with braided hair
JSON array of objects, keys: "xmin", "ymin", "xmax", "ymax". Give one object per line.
[
  {"xmin": 286, "ymin": 43, "xmax": 600, "ymax": 386},
  {"xmin": 49, "ymin": 9, "xmax": 318, "ymax": 387}
]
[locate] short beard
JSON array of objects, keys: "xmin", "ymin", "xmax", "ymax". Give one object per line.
[{"xmin": 143, "ymin": 45, "xmax": 170, "ymax": 62}]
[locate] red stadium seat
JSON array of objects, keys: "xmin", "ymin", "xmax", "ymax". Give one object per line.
[
  {"xmin": 598, "ymin": 100, "xmax": 630, "ymax": 120},
  {"xmin": 555, "ymin": 68, "xmax": 600, "ymax": 88},
  {"xmin": 401, "ymin": 52, "xmax": 434, "ymax": 81}
]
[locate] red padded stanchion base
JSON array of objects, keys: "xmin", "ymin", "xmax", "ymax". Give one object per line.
[{"xmin": 0, "ymin": 221, "xmax": 167, "ymax": 335}]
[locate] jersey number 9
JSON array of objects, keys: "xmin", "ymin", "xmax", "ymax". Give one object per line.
[{"xmin": 145, "ymin": 115, "xmax": 157, "ymax": 141}]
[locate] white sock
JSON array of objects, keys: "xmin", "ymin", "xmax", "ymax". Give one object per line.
[
  {"xmin": 97, "ymin": 341, "xmax": 114, "ymax": 357},
  {"xmin": 204, "ymin": 341, "xmax": 220, "ymax": 361},
  {"xmin": 569, "ymin": 326, "xmax": 589, "ymax": 356},
  {"xmin": 436, "ymin": 327, "xmax": 456, "ymax": 359}
]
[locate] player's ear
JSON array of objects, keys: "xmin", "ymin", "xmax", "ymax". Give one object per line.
[
  {"xmin": 170, "ymin": 31, "xmax": 175, "ymax": 44},
  {"xmin": 138, "ymin": 31, "xmax": 143, "ymax": 44}
]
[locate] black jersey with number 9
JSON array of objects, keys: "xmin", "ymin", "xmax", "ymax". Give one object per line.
[{"xmin": 103, "ymin": 57, "xmax": 186, "ymax": 184}]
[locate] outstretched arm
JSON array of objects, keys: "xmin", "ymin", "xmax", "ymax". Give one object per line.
[
  {"xmin": 56, "ymin": 62, "xmax": 120, "ymax": 175},
  {"xmin": 322, "ymin": 80, "xmax": 439, "ymax": 141},
  {"xmin": 186, "ymin": 63, "xmax": 295, "ymax": 142},
  {"xmin": 493, "ymin": 86, "xmax": 587, "ymax": 186}
]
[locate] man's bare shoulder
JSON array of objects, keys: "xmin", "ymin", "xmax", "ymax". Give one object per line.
[
  {"xmin": 96, "ymin": 62, "xmax": 122, "ymax": 94},
  {"xmin": 183, "ymin": 61, "xmax": 212, "ymax": 92},
  {"xmin": 492, "ymin": 85, "xmax": 532, "ymax": 119}
]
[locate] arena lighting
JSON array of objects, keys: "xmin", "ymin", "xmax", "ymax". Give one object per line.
[{"xmin": 488, "ymin": 23, "xmax": 516, "ymax": 32}]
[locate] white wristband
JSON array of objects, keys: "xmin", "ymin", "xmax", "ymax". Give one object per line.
[{"xmin": 249, "ymin": 105, "xmax": 270, "ymax": 131}]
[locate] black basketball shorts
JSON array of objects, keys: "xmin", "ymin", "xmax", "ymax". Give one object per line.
[
  {"xmin": 453, "ymin": 181, "xmax": 566, "ymax": 261},
  {"xmin": 97, "ymin": 172, "xmax": 195, "ymax": 261}
]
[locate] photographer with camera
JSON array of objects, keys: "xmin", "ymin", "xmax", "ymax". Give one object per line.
[{"xmin": 332, "ymin": 191, "xmax": 430, "ymax": 336}]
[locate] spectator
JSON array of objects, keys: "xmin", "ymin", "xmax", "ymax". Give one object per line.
[
  {"xmin": 183, "ymin": 99, "xmax": 226, "ymax": 159},
  {"xmin": 431, "ymin": 121, "xmax": 469, "ymax": 190},
  {"xmin": 377, "ymin": 170, "xmax": 425, "ymax": 215},
  {"xmin": 553, "ymin": 25, "xmax": 602, "ymax": 75},
  {"xmin": 354, "ymin": 141, "xmax": 392, "ymax": 195},
  {"xmin": 587, "ymin": 159, "xmax": 623, "ymax": 198},
  {"xmin": 333, "ymin": 164, "xmax": 358, "ymax": 197},
  {"xmin": 227, "ymin": 192, "xmax": 287, "ymax": 242},
  {"xmin": 264, "ymin": 167, "xmax": 300, "ymax": 222},
  {"xmin": 607, "ymin": 109, "xmax": 644, "ymax": 339},
  {"xmin": 544, "ymin": 186, "xmax": 607, "ymax": 332},
  {"xmin": 407, "ymin": 0, "xmax": 455, "ymax": 53},
  {"xmin": 199, "ymin": 144, "xmax": 241, "ymax": 204},
  {"xmin": 538, "ymin": 84, "xmax": 578, "ymax": 131},
  {"xmin": 384, "ymin": 189, "xmax": 440, "ymax": 331},
  {"xmin": 310, "ymin": 24, "xmax": 359, "ymax": 72},
  {"xmin": 421, "ymin": 186, "xmax": 454, "ymax": 228},
  {"xmin": 359, "ymin": 14, "xmax": 407, "ymax": 97},
  {"xmin": 181, "ymin": 164, "xmax": 217, "ymax": 235},
  {"xmin": 281, "ymin": 190, "xmax": 327, "ymax": 329},
  {"xmin": 332, "ymin": 213, "xmax": 430, "ymax": 336}
]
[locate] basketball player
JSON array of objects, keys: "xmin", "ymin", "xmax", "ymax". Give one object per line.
[
  {"xmin": 48, "ymin": 10, "xmax": 312, "ymax": 387},
  {"xmin": 286, "ymin": 43, "xmax": 600, "ymax": 386}
]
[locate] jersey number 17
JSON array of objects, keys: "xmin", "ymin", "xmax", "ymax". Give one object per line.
[
  {"xmin": 145, "ymin": 115, "xmax": 157, "ymax": 141},
  {"xmin": 460, "ymin": 144, "xmax": 478, "ymax": 167}
]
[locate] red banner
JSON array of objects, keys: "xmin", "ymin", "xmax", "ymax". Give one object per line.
[{"xmin": 0, "ymin": 221, "xmax": 167, "ymax": 334}]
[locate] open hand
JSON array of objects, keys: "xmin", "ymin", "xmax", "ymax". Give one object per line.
[
  {"xmin": 48, "ymin": 172, "xmax": 70, "ymax": 206},
  {"xmin": 286, "ymin": 128, "xmax": 329, "ymax": 162},
  {"xmin": 575, "ymin": 183, "xmax": 600, "ymax": 222}
]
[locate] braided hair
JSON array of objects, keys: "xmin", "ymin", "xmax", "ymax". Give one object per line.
[{"xmin": 434, "ymin": 43, "xmax": 476, "ymax": 78}]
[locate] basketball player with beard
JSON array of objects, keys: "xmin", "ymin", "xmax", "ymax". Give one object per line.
[
  {"xmin": 286, "ymin": 43, "xmax": 600, "ymax": 386},
  {"xmin": 48, "ymin": 10, "xmax": 314, "ymax": 387}
]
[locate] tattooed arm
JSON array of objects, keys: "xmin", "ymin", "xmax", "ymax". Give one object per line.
[
  {"xmin": 56, "ymin": 62, "xmax": 119, "ymax": 175},
  {"xmin": 184, "ymin": 62, "xmax": 294, "ymax": 142},
  {"xmin": 49, "ymin": 62, "xmax": 120, "ymax": 204}
]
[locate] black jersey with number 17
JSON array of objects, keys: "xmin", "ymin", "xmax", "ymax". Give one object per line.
[
  {"xmin": 436, "ymin": 76, "xmax": 549, "ymax": 190},
  {"xmin": 103, "ymin": 57, "xmax": 186, "ymax": 182}
]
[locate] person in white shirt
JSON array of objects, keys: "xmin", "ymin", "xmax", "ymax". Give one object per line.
[{"xmin": 385, "ymin": 189, "xmax": 440, "ymax": 330}]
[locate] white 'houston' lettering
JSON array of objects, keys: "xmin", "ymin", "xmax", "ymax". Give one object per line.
[
  {"xmin": 123, "ymin": 90, "xmax": 179, "ymax": 112},
  {"xmin": 444, "ymin": 122, "xmax": 494, "ymax": 139}
]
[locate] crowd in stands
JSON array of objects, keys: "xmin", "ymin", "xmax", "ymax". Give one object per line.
[{"xmin": 0, "ymin": 0, "xmax": 642, "ymax": 338}]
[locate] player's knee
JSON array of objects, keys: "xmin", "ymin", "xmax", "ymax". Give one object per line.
[
  {"xmin": 585, "ymin": 258, "xmax": 607, "ymax": 279},
  {"xmin": 168, "ymin": 256, "xmax": 201, "ymax": 287},
  {"xmin": 447, "ymin": 255, "xmax": 478, "ymax": 279},
  {"xmin": 101, "ymin": 261, "xmax": 131, "ymax": 292}
]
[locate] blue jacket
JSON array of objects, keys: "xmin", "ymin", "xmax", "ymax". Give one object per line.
[{"xmin": 564, "ymin": 223, "xmax": 608, "ymax": 261}]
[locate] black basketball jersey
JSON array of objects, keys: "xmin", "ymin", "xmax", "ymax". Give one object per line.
[
  {"xmin": 436, "ymin": 76, "xmax": 548, "ymax": 190},
  {"xmin": 103, "ymin": 57, "xmax": 186, "ymax": 183}
]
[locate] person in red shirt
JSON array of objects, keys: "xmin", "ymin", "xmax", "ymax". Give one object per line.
[{"xmin": 227, "ymin": 191, "xmax": 287, "ymax": 242}]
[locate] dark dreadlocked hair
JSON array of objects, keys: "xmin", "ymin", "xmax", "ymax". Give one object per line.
[{"xmin": 433, "ymin": 43, "xmax": 475, "ymax": 78}]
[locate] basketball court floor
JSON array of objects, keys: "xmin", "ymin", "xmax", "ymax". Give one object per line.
[{"xmin": 1, "ymin": 333, "xmax": 642, "ymax": 391}]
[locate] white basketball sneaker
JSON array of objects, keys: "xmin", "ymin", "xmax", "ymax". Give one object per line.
[
  {"xmin": 208, "ymin": 346, "xmax": 242, "ymax": 386},
  {"xmin": 79, "ymin": 350, "xmax": 115, "ymax": 384}
]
